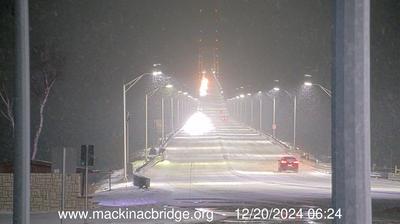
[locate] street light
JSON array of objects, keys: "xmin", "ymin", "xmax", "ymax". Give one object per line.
[
  {"xmin": 123, "ymin": 71, "xmax": 163, "ymax": 181},
  {"xmin": 152, "ymin": 71, "xmax": 162, "ymax": 76},
  {"xmin": 304, "ymin": 81, "xmax": 313, "ymax": 86},
  {"xmin": 303, "ymin": 74, "xmax": 331, "ymax": 97},
  {"xmin": 273, "ymin": 79, "xmax": 280, "ymax": 92},
  {"xmin": 268, "ymin": 80, "xmax": 281, "ymax": 138},
  {"xmin": 145, "ymin": 82, "xmax": 175, "ymax": 160},
  {"xmin": 272, "ymin": 86, "xmax": 297, "ymax": 150}
]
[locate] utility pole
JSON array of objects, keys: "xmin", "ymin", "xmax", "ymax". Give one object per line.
[
  {"xmin": 13, "ymin": 0, "xmax": 30, "ymax": 223},
  {"xmin": 332, "ymin": 0, "xmax": 371, "ymax": 223}
]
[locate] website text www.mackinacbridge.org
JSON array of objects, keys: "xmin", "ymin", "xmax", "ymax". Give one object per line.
[{"xmin": 58, "ymin": 207, "xmax": 214, "ymax": 223}]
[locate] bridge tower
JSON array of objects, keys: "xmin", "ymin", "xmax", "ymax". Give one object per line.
[{"xmin": 198, "ymin": 4, "xmax": 220, "ymax": 81}]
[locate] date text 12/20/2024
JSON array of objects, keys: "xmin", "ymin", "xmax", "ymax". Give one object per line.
[{"xmin": 235, "ymin": 208, "xmax": 342, "ymax": 221}]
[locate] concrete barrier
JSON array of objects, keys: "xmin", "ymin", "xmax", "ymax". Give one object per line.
[
  {"xmin": 133, "ymin": 174, "xmax": 150, "ymax": 189},
  {"xmin": 388, "ymin": 173, "xmax": 400, "ymax": 181}
]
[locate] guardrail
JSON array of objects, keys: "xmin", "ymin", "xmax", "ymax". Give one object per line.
[{"xmin": 130, "ymin": 129, "xmax": 181, "ymax": 189}]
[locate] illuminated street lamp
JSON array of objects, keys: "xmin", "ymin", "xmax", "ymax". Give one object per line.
[
  {"xmin": 304, "ymin": 81, "xmax": 313, "ymax": 86},
  {"xmin": 122, "ymin": 69, "xmax": 165, "ymax": 180},
  {"xmin": 268, "ymin": 80, "xmax": 281, "ymax": 138},
  {"xmin": 152, "ymin": 71, "xmax": 162, "ymax": 76},
  {"xmin": 303, "ymin": 74, "xmax": 331, "ymax": 97},
  {"xmin": 273, "ymin": 80, "xmax": 280, "ymax": 92}
]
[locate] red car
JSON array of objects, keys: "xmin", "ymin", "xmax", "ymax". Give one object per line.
[{"xmin": 278, "ymin": 156, "xmax": 299, "ymax": 172}]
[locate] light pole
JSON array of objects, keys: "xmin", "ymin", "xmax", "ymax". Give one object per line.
[
  {"xmin": 293, "ymin": 96, "xmax": 297, "ymax": 150},
  {"xmin": 165, "ymin": 84, "xmax": 176, "ymax": 138},
  {"xmin": 161, "ymin": 85, "xmax": 176, "ymax": 142},
  {"xmin": 177, "ymin": 96, "xmax": 180, "ymax": 127},
  {"xmin": 161, "ymin": 97, "xmax": 165, "ymax": 143},
  {"xmin": 231, "ymin": 99, "xmax": 236, "ymax": 119},
  {"xmin": 123, "ymin": 70, "xmax": 162, "ymax": 180},
  {"xmin": 126, "ymin": 112, "xmax": 131, "ymax": 166},
  {"xmin": 258, "ymin": 91, "xmax": 263, "ymax": 131},
  {"xmin": 144, "ymin": 83, "xmax": 172, "ymax": 160},
  {"xmin": 14, "ymin": 0, "xmax": 31, "ymax": 222},
  {"xmin": 234, "ymin": 96, "xmax": 240, "ymax": 120},
  {"xmin": 234, "ymin": 99, "xmax": 238, "ymax": 119},
  {"xmin": 240, "ymin": 94, "xmax": 245, "ymax": 122},
  {"xmin": 273, "ymin": 87, "xmax": 297, "ymax": 150},
  {"xmin": 272, "ymin": 96, "xmax": 276, "ymax": 138},
  {"xmin": 247, "ymin": 93, "xmax": 253, "ymax": 126},
  {"xmin": 170, "ymin": 97, "xmax": 174, "ymax": 134},
  {"xmin": 145, "ymin": 94, "xmax": 148, "ymax": 161}
]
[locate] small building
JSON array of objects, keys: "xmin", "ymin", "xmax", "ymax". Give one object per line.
[{"xmin": 0, "ymin": 160, "xmax": 52, "ymax": 173}]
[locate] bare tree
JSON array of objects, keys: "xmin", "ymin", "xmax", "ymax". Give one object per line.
[
  {"xmin": 0, "ymin": 82, "xmax": 14, "ymax": 133},
  {"xmin": 30, "ymin": 44, "xmax": 62, "ymax": 160}
]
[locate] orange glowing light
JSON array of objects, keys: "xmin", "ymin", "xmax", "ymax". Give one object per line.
[{"xmin": 199, "ymin": 76, "xmax": 209, "ymax": 97}]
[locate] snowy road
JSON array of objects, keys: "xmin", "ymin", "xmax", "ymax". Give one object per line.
[{"xmin": 94, "ymin": 111, "xmax": 400, "ymax": 223}]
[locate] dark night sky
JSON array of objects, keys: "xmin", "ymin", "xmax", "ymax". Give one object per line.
[
  {"xmin": 29, "ymin": 0, "xmax": 332, "ymax": 168},
  {"xmin": 30, "ymin": 0, "xmax": 332, "ymax": 95},
  {"xmin": 1, "ymin": 0, "xmax": 399, "ymax": 169}
]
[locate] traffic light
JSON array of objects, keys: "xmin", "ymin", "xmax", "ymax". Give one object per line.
[
  {"xmin": 80, "ymin": 145, "xmax": 87, "ymax": 166},
  {"xmin": 80, "ymin": 144, "xmax": 95, "ymax": 167},
  {"xmin": 88, "ymin": 145, "xmax": 94, "ymax": 167}
]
